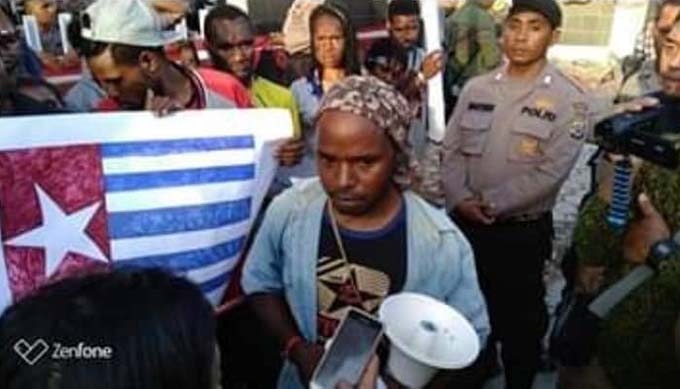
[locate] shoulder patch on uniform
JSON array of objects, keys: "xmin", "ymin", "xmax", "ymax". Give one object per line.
[
  {"xmin": 568, "ymin": 101, "xmax": 589, "ymax": 140},
  {"xmin": 569, "ymin": 125, "xmax": 586, "ymax": 141}
]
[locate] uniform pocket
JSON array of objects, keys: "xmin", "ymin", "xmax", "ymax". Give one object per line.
[
  {"xmin": 459, "ymin": 110, "xmax": 493, "ymax": 155},
  {"xmin": 508, "ymin": 118, "xmax": 553, "ymax": 163}
]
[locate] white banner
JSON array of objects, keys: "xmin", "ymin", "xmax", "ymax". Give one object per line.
[{"xmin": 0, "ymin": 109, "xmax": 292, "ymax": 312}]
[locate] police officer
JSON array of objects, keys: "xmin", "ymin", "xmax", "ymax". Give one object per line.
[{"xmin": 442, "ymin": 1, "xmax": 589, "ymax": 388}]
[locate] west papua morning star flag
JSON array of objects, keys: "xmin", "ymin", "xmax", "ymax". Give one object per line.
[{"xmin": 0, "ymin": 109, "xmax": 292, "ymax": 312}]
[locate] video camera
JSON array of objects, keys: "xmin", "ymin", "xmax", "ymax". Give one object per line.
[{"xmin": 594, "ymin": 105, "xmax": 680, "ymax": 170}]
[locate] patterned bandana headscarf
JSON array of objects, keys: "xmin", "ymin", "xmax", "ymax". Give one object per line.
[{"xmin": 315, "ymin": 75, "xmax": 424, "ymax": 193}]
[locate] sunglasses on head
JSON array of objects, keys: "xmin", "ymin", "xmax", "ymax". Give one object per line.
[{"xmin": 0, "ymin": 29, "xmax": 19, "ymax": 47}]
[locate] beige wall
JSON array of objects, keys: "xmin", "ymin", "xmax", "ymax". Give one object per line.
[
  {"xmin": 561, "ymin": 0, "xmax": 616, "ymax": 46},
  {"xmin": 549, "ymin": 0, "xmax": 650, "ymax": 61}
]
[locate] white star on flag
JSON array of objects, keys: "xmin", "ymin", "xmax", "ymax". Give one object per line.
[{"xmin": 5, "ymin": 184, "xmax": 108, "ymax": 278}]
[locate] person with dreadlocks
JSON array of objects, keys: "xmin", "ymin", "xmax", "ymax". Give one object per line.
[{"xmin": 242, "ymin": 75, "xmax": 489, "ymax": 389}]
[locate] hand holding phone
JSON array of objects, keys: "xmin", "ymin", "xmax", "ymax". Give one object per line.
[
  {"xmin": 310, "ymin": 308, "xmax": 384, "ymax": 389},
  {"xmin": 290, "ymin": 341, "xmax": 325, "ymax": 385}
]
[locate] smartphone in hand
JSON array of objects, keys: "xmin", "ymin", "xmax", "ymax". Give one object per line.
[{"xmin": 310, "ymin": 308, "xmax": 384, "ymax": 389}]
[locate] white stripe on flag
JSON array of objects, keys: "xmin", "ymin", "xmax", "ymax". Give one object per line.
[
  {"xmin": 102, "ymin": 149, "xmax": 254, "ymax": 175},
  {"xmin": 105, "ymin": 181, "xmax": 256, "ymax": 213},
  {"xmin": 111, "ymin": 219, "xmax": 251, "ymax": 261},
  {"xmin": 186, "ymin": 255, "xmax": 239, "ymax": 285},
  {"xmin": 206, "ymin": 284, "xmax": 228, "ymax": 306},
  {"xmin": 0, "ymin": 109, "xmax": 294, "ymax": 151}
]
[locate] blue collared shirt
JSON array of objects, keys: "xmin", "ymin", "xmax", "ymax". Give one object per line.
[{"xmin": 242, "ymin": 179, "xmax": 490, "ymax": 388}]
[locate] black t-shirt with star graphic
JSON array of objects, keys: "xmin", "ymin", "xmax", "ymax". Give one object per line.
[{"xmin": 316, "ymin": 203, "xmax": 407, "ymax": 341}]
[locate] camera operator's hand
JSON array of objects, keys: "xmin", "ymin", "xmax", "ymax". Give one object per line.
[
  {"xmin": 290, "ymin": 341, "xmax": 324, "ymax": 385},
  {"xmin": 612, "ymin": 96, "xmax": 659, "ymax": 115},
  {"xmin": 623, "ymin": 193, "xmax": 671, "ymax": 265}
]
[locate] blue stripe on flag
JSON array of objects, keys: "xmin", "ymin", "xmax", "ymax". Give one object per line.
[
  {"xmin": 199, "ymin": 271, "xmax": 232, "ymax": 293},
  {"xmin": 101, "ymin": 136, "xmax": 255, "ymax": 158},
  {"xmin": 113, "ymin": 236, "xmax": 245, "ymax": 272},
  {"xmin": 109, "ymin": 198, "xmax": 251, "ymax": 239},
  {"xmin": 105, "ymin": 164, "xmax": 255, "ymax": 192}
]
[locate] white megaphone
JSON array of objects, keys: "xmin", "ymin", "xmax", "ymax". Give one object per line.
[{"xmin": 378, "ymin": 293, "xmax": 480, "ymax": 388}]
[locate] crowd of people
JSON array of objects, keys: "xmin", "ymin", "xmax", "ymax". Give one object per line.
[{"xmin": 0, "ymin": 0, "xmax": 679, "ymax": 388}]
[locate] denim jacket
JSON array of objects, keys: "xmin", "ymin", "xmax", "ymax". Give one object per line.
[{"xmin": 242, "ymin": 179, "xmax": 490, "ymax": 388}]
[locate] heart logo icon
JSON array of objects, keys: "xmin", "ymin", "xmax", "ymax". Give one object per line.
[{"xmin": 13, "ymin": 338, "xmax": 50, "ymax": 366}]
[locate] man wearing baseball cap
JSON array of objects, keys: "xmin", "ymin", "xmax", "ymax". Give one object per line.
[
  {"xmin": 443, "ymin": 1, "xmax": 589, "ymax": 388},
  {"xmin": 72, "ymin": 0, "xmax": 252, "ymax": 112}
]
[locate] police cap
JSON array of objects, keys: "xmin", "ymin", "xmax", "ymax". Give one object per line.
[{"xmin": 509, "ymin": 0, "xmax": 562, "ymax": 29}]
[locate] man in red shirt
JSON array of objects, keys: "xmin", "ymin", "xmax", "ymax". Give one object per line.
[{"xmin": 72, "ymin": 0, "xmax": 252, "ymax": 112}]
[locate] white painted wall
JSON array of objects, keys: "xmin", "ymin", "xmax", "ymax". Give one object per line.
[
  {"xmin": 608, "ymin": 1, "xmax": 649, "ymax": 58},
  {"xmin": 422, "ymin": 0, "xmax": 447, "ymax": 141}
]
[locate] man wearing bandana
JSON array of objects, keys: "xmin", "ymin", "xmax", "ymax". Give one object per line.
[{"xmin": 242, "ymin": 75, "xmax": 490, "ymax": 389}]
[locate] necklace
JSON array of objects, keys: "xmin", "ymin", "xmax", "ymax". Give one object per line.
[{"xmin": 326, "ymin": 202, "xmax": 361, "ymax": 295}]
